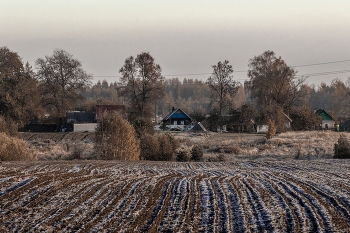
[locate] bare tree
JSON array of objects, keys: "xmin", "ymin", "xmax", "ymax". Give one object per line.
[
  {"xmin": 246, "ymin": 51, "xmax": 306, "ymax": 113},
  {"xmin": 207, "ymin": 60, "xmax": 239, "ymax": 115},
  {"xmin": 35, "ymin": 49, "xmax": 92, "ymax": 122},
  {"xmin": 0, "ymin": 47, "xmax": 43, "ymax": 127},
  {"xmin": 119, "ymin": 52, "xmax": 165, "ymax": 122}
]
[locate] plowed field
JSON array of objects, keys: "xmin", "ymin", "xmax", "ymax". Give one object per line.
[{"xmin": 1, "ymin": 160, "xmax": 350, "ymax": 232}]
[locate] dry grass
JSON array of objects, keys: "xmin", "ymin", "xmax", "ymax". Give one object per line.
[
  {"xmin": 175, "ymin": 131, "xmax": 350, "ymax": 161},
  {"xmin": 0, "ymin": 133, "xmax": 34, "ymax": 161},
  {"xmin": 27, "ymin": 139, "xmax": 95, "ymax": 160},
  {"xmin": 21, "ymin": 131, "xmax": 350, "ymax": 161}
]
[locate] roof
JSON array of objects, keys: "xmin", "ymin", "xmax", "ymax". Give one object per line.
[
  {"xmin": 341, "ymin": 119, "xmax": 349, "ymax": 127},
  {"xmin": 315, "ymin": 109, "xmax": 337, "ymax": 121},
  {"xmin": 162, "ymin": 108, "xmax": 192, "ymax": 122},
  {"xmin": 190, "ymin": 122, "xmax": 207, "ymax": 132}
]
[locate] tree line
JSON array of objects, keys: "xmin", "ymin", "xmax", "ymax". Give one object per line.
[{"xmin": 1, "ymin": 46, "xmax": 350, "ymax": 132}]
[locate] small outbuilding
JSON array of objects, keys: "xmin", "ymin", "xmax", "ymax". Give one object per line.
[
  {"xmin": 340, "ymin": 119, "xmax": 349, "ymax": 132},
  {"xmin": 190, "ymin": 122, "xmax": 207, "ymax": 133}
]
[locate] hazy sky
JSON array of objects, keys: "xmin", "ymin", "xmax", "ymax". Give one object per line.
[{"xmin": 2, "ymin": 0, "xmax": 350, "ymax": 86}]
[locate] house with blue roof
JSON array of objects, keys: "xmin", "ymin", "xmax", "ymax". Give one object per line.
[{"xmin": 161, "ymin": 107, "xmax": 192, "ymax": 130}]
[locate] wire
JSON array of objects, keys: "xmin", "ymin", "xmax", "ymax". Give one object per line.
[
  {"xmin": 294, "ymin": 59, "xmax": 350, "ymax": 67},
  {"xmin": 93, "ymin": 58, "xmax": 350, "ymax": 79},
  {"xmin": 296, "ymin": 69, "xmax": 350, "ymax": 77}
]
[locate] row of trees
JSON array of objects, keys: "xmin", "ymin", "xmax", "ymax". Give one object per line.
[{"xmin": 1, "ymin": 46, "xmax": 349, "ymax": 132}]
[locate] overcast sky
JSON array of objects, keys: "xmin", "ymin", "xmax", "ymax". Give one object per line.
[{"xmin": 2, "ymin": 0, "xmax": 350, "ymax": 86}]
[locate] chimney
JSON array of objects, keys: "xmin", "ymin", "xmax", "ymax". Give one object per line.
[{"xmin": 172, "ymin": 107, "xmax": 175, "ymax": 111}]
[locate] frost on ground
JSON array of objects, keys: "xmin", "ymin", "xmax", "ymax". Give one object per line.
[
  {"xmin": 1, "ymin": 160, "xmax": 350, "ymax": 232},
  {"xmin": 175, "ymin": 131, "xmax": 350, "ymax": 161}
]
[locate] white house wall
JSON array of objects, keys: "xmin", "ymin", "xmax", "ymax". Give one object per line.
[
  {"xmin": 73, "ymin": 123, "xmax": 97, "ymax": 132},
  {"xmin": 321, "ymin": 120, "xmax": 335, "ymax": 129}
]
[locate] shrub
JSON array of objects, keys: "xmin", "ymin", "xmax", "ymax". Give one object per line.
[
  {"xmin": 140, "ymin": 133, "xmax": 179, "ymax": 161},
  {"xmin": 0, "ymin": 116, "xmax": 21, "ymax": 138},
  {"xmin": 266, "ymin": 119, "xmax": 276, "ymax": 139},
  {"xmin": 165, "ymin": 133, "xmax": 179, "ymax": 152},
  {"xmin": 207, "ymin": 157, "xmax": 219, "ymax": 162},
  {"xmin": 157, "ymin": 134, "xmax": 174, "ymax": 161},
  {"xmin": 140, "ymin": 134, "xmax": 159, "ymax": 160},
  {"xmin": 207, "ymin": 153, "xmax": 226, "ymax": 162},
  {"xmin": 69, "ymin": 144, "xmax": 85, "ymax": 160},
  {"xmin": 94, "ymin": 113, "xmax": 140, "ymax": 160},
  {"xmin": 334, "ymin": 134, "xmax": 350, "ymax": 159},
  {"xmin": 176, "ymin": 149, "xmax": 190, "ymax": 162},
  {"xmin": 0, "ymin": 133, "xmax": 29, "ymax": 161},
  {"xmin": 191, "ymin": 145, "xmax": 203, "ymax": 161},
  {"xmin": 218, "ymin": 153, "xmax": 227, "ymax": 162}
]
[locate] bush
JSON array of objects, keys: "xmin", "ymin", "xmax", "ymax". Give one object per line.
[
  {"xmin": 165, "ymin": 133, "xmax": 179, "ymax": 152},
  {"xmin": 157, "ymin": 134, "xmax": 175, "ymax": 161},
  {"xmin": 191, "ymin": 145, "xmax": 203, "ymax": 161},
  {"xmin": 266, "ymin": 119, "xmax": 276, "ymax": 139},
  {"xmin": 176, "ymin": 149, "xmax": 190, "ymax": 162},
  {"xmin": 69, "ymin": 144, "xmax": 85, "ymax": 160},
  {"xmin": 218, "ymin": 153, "xmax": 227, "ymax": 162},
  {"xmin": 334, "ymin": 134, "xmax": 350, "ymax": 159},
  {"xmin": 0, "ymin": 116, "xmax": 20, "ymax": 138},
  {"xmin": 140, "ymin": 134, "xmax": 159, "ymax": 160},
  {"xmin": 140, "ymin": 133, "xmax": 179, "ymax": 161},
  {"xmin": 207, "ymin": 157, "xmax": 219, "ymax": 162},
  {"xmin": 94, "ymin": 113, "xmax": 140, "ymax": 160},
  {"xmin": 0, "ymin": 133, "xmax": 29, "ymax": 161}
]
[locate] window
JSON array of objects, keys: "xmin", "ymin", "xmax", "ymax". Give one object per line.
[
  {"xmin": 180, "ymin": 120, "xmax": 184, "ymax": 125},
  {"xmin": 174, "ymin": 121, "xmax": 177, "ymax": 125}
]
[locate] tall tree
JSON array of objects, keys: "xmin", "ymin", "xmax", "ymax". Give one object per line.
[
  {"xmin": 0, "ymin": 47, "xmax": 43, "ymax": 127},
  {"xmin": 207, "ymin": 60, "xmax": 239, "ymax": 115},
  {"xmin": 35, "ymin": 49, "xmax": 92, "ymax": 122},
  {"xmin": 330, "ymin": 78, "xmax": 349, "ymax": 117},
  {"xmin": 119, "ymin": 52, "xmax": 165, "ymax": 122},
  {"xmin": 246, "ymin": 51, "xmax": 305, "ymax": 113}
]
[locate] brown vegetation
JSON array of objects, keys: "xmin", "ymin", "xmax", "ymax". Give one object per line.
[
  {"xmin": 0, "ymin": 133, "xmax": 29, "ymax": 161},
  {"xmin": 94, "ymin": 113, "xmax": 140, "ymax": 160}
]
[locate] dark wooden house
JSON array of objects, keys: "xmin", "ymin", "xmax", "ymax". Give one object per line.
[{"xmin": 161, "ymin": 108, "xmax": 192, "ymax": 130}]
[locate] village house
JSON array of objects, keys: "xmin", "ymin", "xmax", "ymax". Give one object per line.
[
  {"xmin": 255, "ymin": 112, "xmax": 292, "ymax": 133},
  {"xmin": 315, "ymin": 109, "xmax": 336, "ymax": 129},
  {"xmin": 161, "ymin": 107, "xmax": 192, "ymax": 131},
  {"xmin": 68, "ymin": 105, "xmax": 126, "ymax": 132}
]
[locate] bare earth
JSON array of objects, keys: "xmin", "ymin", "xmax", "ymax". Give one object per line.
[{"xmin": 1, "ymin": 160, "xmax": 350, "ymax": 232}]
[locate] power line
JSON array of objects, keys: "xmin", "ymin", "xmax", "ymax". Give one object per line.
[
  {"xmin": 297, "ymin": 69, "xmax": 350, "ymax": 77},
  {"xmin": 294, "ymin": 59, "xmax": 350, "ymax": 67},
  {"xmin": 93, "ymin": 58, "xmax": 350, "ymax": 79}
]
